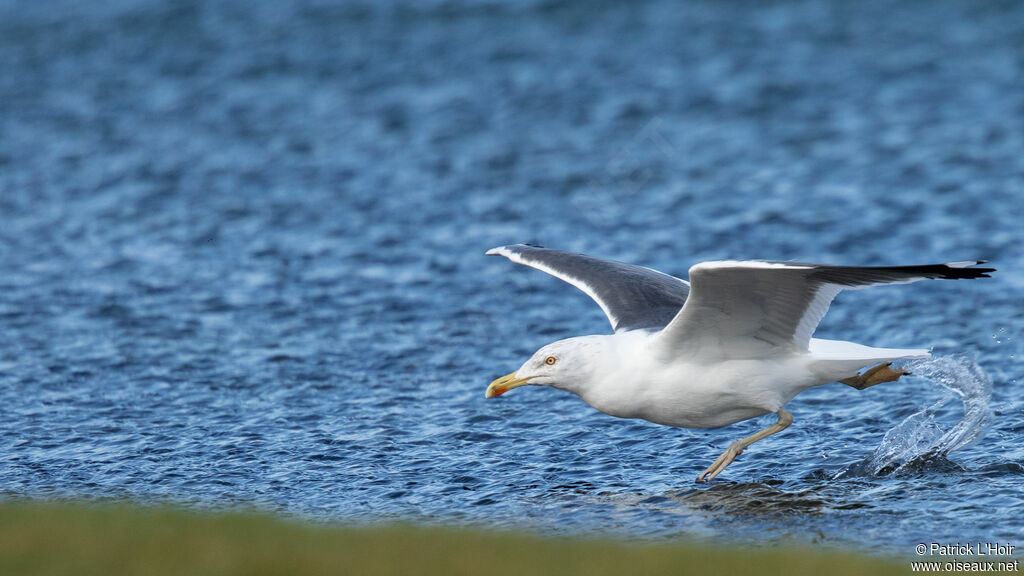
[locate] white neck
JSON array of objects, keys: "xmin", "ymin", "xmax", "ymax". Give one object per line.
[{"xmin": 551, "ymin": 331, "xmax": 653, "ymax": 402}]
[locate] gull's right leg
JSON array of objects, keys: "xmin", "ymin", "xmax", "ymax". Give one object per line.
[{"xmin": 839, "ymin": 362, "xmax": 909, "ymax": 391}]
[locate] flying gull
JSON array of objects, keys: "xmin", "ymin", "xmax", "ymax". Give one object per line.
[{"xmin": 484, "ymin": 244, "xmax": 994, "ymax": 481}]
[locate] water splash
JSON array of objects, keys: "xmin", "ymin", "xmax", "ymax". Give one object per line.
[{"xmin": 841, "ymin": 355, "xmax": 992, "ymax": 477}]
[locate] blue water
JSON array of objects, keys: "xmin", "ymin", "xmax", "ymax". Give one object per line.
[{"xmin": 1, "ymin": 0, "xmax": 1022, "ymax": 555}]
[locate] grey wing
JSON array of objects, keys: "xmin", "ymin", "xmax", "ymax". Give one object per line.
[
  {"xmin": 486, "ymin": 244, "xmax": 690, "ymax": 332},
  {"xmin": 656, "ymin": 259, "xmax": 995, "ymax": 358}
]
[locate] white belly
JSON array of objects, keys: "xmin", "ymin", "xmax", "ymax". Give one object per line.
[{"xmin": 578, "ymin": 355, "xmax": 824, "ymax": 429}]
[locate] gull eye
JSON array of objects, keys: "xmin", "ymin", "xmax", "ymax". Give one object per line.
[{"xmin": 545, "ymin": 356, "xmax": 557, "ymax": 366}]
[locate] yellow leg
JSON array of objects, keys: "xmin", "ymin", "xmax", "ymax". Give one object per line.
[
  {"xmin": 696, "ymin": 409, "xmax": 793, "ymax": 483},
  {"xmin": 839, "ymin": 362, "xmax": 909, "ymax": 390}
]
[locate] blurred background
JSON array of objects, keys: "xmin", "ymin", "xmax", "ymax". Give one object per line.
[{"xmin": 1, "ymin": 0, "xmax": 1021, "ymax": 554}]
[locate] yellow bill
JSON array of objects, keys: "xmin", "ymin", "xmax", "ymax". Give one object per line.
[{"xmin": 485, "ymin": 372, "xmax": 534, "ymax": 398}]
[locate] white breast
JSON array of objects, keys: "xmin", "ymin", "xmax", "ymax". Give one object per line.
[{"xmin": 576, "ymin": 337, "xmax": 824, "ymax": 429}]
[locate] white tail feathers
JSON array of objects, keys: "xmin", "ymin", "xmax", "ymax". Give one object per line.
[{"xmin": 808, "ymin": 338, "xmax": 929, "ymax": 381}]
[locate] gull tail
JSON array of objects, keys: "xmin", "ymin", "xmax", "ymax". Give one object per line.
[{"xmin": 807, "ymin": 338, "xmax": 930, "ymax": 381}]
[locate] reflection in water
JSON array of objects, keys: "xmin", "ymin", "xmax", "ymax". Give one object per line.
[
  {"xmin": 662, "ymin": 482, "xmax": 831, "ymax": 515},
  {"xmin": 584, "ymin": 482, "xmax": 836, "ymax": 526},
  {"xmin": 566, "ymin": 480, "xmax": 868, "ymax": 547}
]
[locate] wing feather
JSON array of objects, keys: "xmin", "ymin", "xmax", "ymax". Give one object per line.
[
  {"xmin": 487, "ymin": 244, "xmax": 690, "ymax": 332},
  {"xmin": 656, "ymin": 260, "xmax": 994, "ymax": 358}
]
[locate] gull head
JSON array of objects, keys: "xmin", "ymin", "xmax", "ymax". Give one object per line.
[{"xmin": 485, "ymin": 336, "xmax": 606, "ymax": 398}]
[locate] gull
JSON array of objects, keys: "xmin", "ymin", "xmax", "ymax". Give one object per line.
[{"xmin": 484, "ymin": 244, "xmax": 994, "ymax": 482}]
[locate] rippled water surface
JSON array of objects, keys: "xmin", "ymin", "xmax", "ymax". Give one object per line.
[{"xmin": 2, "ymin": 0, "xmax": 1023, "ymax": 555}]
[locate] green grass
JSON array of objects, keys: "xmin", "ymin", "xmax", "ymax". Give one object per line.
[{"xmin": 0, "ymin": 501, "xmax": 909, "ymax": 576}]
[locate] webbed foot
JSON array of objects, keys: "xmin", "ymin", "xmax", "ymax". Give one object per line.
[
  {"xmin": 839, "ymin": 362, "xmax": 910, "ymax": 390},
  {"xmin": 696, "ymin": 440, "xmax": 744, "ymax": 483}
]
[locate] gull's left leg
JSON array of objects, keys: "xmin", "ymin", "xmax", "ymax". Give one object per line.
[{"xmin": 696, "ymin": 409, "xmax": 793, "ymax": 483}]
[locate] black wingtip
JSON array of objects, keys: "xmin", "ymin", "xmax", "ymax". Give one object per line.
[
  {"xmin": 870, "ymin": 261, "xmax": 996, "ymax": 280},
  {"xmin": 942, "ymin": 261, "xmax": 996, "ymax": 280},
  {"xmin": 972, "ymin": 260, "xmax": 996, "ymax": 276}
]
